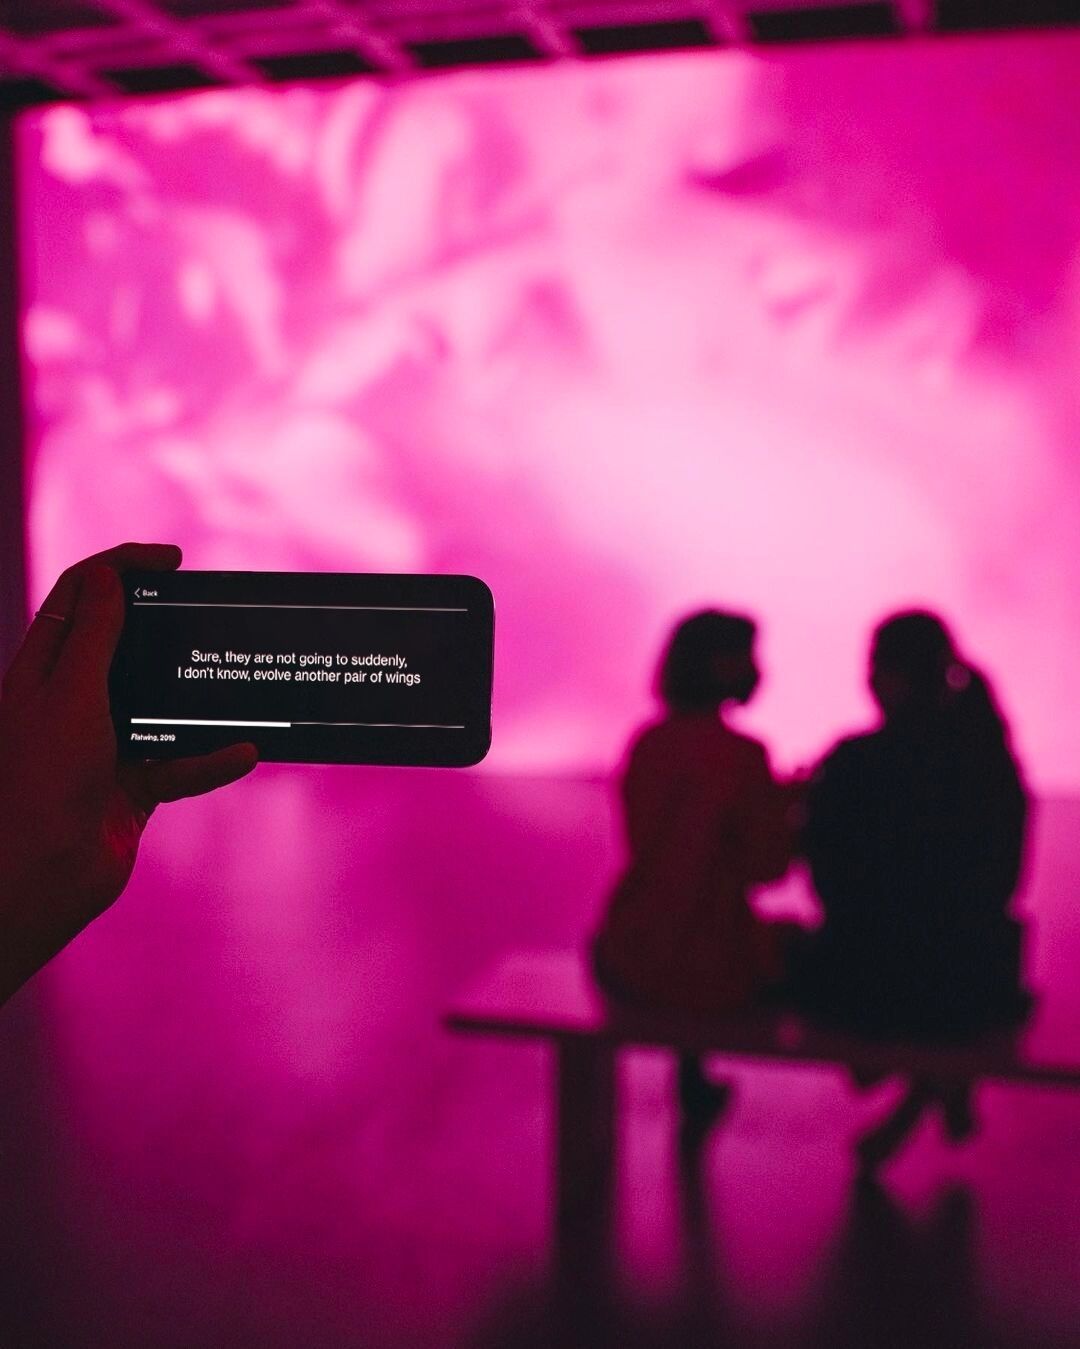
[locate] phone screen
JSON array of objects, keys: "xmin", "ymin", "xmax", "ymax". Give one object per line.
[{"xmin": 110, "ymin": 571, "xmax": 494, "ymax": 766}]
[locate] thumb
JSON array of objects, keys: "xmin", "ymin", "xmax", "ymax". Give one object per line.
[{"xmin": 125, "ymin": 743, "xmax": 259, "ymax": 810}]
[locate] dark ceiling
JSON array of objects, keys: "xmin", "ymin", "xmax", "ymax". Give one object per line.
[{"xmin": 1, "ymin": 0, "xmax": 1078, "ymax": 110}]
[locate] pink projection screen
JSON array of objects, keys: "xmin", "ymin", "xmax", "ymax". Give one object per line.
[{"xmin": 16, "ymin": 36, "xmax": 1080, "ymax": 790}]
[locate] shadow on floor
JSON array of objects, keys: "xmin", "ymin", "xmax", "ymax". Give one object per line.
[{"xmin": 463, "ymin": 1125, "xmax": 1042, "ymax": 1349}]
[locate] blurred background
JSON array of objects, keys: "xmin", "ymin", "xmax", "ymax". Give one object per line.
[{"xmin": 1, "ymin": 3, "xmax": 1078, "ymax": 1346}]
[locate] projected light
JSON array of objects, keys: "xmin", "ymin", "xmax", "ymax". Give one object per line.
[{"xmin": 17, "ymin": 37, "xmax": 1080, "ymax": 788}]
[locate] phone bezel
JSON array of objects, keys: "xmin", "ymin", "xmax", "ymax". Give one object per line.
[{"xmin": 110, "ymin": 570, "xmax": 494, "ymax": 767}]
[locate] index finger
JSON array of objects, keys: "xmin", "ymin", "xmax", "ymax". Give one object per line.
[{"xmin": 2, "ymin": 543, "xmax": 183, "ymax": 699}]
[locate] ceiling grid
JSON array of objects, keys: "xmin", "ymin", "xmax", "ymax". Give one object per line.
[{"xmin": 0, "ymin": 0, "xmax": 1077, "ymax": 108}]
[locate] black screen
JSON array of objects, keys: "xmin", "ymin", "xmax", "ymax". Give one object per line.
[{"xmin": 110, "ymin": 571, "xmax": 493, "ymax": 766}]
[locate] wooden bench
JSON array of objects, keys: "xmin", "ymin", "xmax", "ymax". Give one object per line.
[{"xmin": 445, "ymin": 950, "xmax": 1080, "ymax": 1248}]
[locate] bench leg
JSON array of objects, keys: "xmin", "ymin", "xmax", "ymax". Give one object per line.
[{"xmin": 554, "ymin": 1039, "xmax": 616, "ymax": 1276}]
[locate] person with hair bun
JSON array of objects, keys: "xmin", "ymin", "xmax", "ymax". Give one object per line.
[
  {"xmin": 592, "ymin": 610, "xmax": 795, "ymax": 1117},
  {"xmin": 797, "ymin": 610, "xmax": 1031, "ymax": 1164}
]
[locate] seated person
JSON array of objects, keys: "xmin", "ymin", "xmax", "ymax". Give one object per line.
[
  {"xmin": 795, "ymin": 611, "xmax": 1031, "ymax": 1163},
  {"xmin": 798, "ymin": 610, "xmax": 1030, "ymax": 1040},
  {"xmin": 591, "ymin": 610, "xmax": 794, "ymax": 1113}
]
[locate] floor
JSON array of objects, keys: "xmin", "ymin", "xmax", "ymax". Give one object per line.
[{"xmin": 0, "ymin": 771, "xmax": 1077, "ymax": 1348}]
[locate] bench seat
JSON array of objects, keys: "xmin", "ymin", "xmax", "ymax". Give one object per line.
[
  {"xmin": 446, "ymin": 949, "xmax": 1080, "ymax": 1086},
  {"xmin": 445, "ymin": 950, "xmax": 1080, "ymax": 1256}
]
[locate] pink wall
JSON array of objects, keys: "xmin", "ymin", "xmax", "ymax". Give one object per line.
[{"xmin": 17, "ymin": 35, "xmax": 1080, "ymax": 789}]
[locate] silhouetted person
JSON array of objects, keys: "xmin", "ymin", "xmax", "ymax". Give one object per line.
[
  {"xmin": 592, "ymin": 610, "xmax": 793, "ymax": 1116},
  {"xmin": 796, "ymin": 611, "xmax": 1030, "ymax": 1163}
]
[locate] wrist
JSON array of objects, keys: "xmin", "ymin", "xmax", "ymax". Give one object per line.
[
  {"xmin": 0, "ymin": 859, "xmax": 86, "ymax": 1005},
  {"xmin": 0, "ymin": 885, "xmax": 60, "ymax": 1005}
]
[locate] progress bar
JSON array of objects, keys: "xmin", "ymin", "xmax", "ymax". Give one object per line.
[
  {"xmin": 132, "ymin": 718, "xmax": 290, "ymax": 728},
  {"xmin": 132, "ymin": 602, "xmax": 467, "ymax": 612},
  {"xmin": 295, "ymin": 721, "xmax": 465, "ymax": 729},
  {"xmin": 130, "ymin": 718, "xmax": 465, "ymax": 729}
]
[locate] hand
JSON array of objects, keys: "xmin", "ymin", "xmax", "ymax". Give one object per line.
[{"xmin": 0, "ymin": 543, "xmax": 257, "ymax": 1003}]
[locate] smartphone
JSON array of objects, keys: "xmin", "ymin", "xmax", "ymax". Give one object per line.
[{"xmin": 110, "ymin": 571, "xmax": 494, "ymax": 766}]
